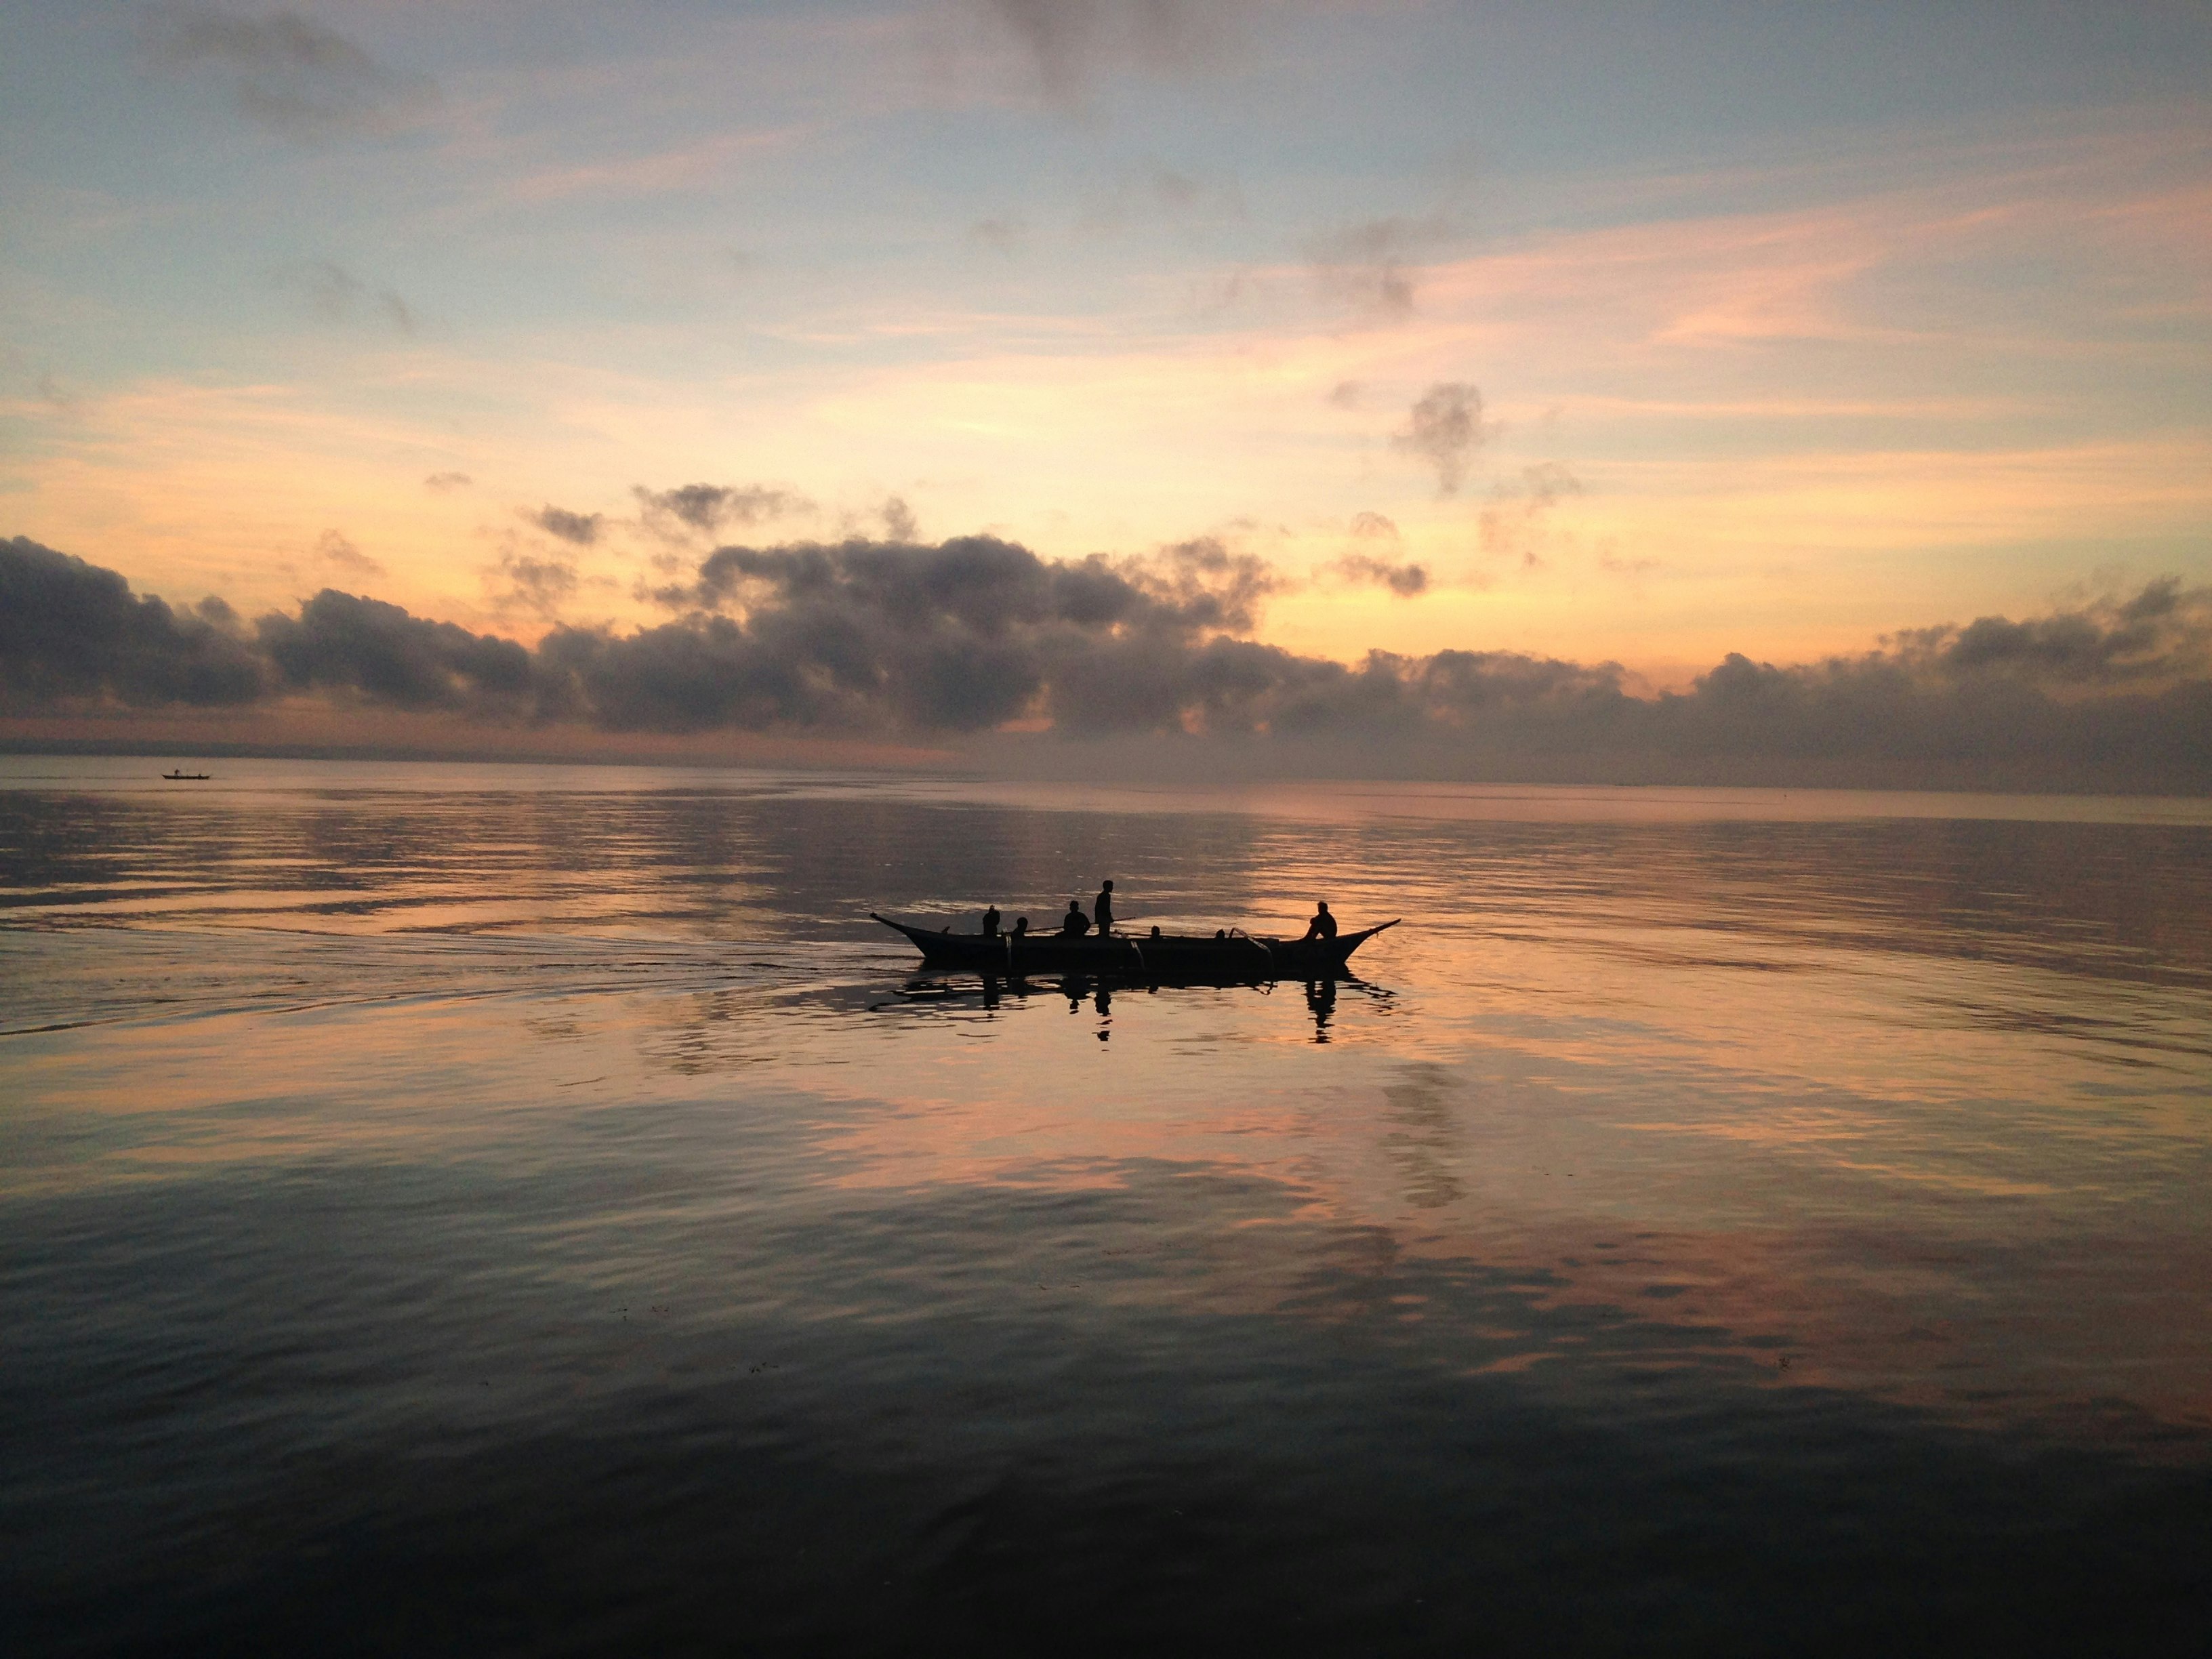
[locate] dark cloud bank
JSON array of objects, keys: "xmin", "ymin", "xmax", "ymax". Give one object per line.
[{"xmin": 4, "ymin": 533, "xmax": 2209, "ymax": 792}]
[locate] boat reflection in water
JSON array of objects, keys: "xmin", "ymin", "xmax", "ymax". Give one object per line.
[{"xmin": 880, "ymin": 964, "xmax": 1386, "ymax": 1044}]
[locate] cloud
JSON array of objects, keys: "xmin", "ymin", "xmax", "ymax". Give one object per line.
[
  {"xmin": 1330, "ymin": 554, "xmax": 1428, "ymax": 597},
  {"xmin": 967, "ymin": 216, "xmax": 1027, "ymax": 256},
  {"xmin": 1479, "ymin": 462, "xmax": 1581, "ymax": 566},
  {"xmin": 634, "ymin": 483, "xmax": 813, "ymax": 538},
  {"xmin": 1395, "ymin": 382, "xmax": 1492, "ymax": 495},
  {"xmin": 1087, "ymin": 165, "xmax": 1247, "ymax": 233},
  {"xmin": 423, "ymin": 472, "xmax": 472, "ymax": 493},
  {"xmin": 313, "ymin": 529, "xmax": 383, "ymax": 577},
  {"xmin": 1145, "ymin": 166, "xmax": 1212, "ymax": 217},
  {"xmin": 979, "ymin": 0, "xmax": 1250, "ymax": 100},
  {"xmin": 144, "ymin": 7, "xmax": 436, "ymax": 140},
  {"xmin": 528, "ymin": 506, "xmax": 602, "ymax": 546},
  {"xmin": 1597, "ymin": 545, "xmax": 1660, "ymax": 582},
  {"xmin": 7, "ymin": 535, "xmax": 2209, "ymax": 792},
  {"xmin": 0, "ymin": 535, "xmax": 264, "ymax": 707},
  {"xmin": 1326, "ymin": 380, "xmax": 1364, "ymax": 409},
  {"xmin": 510, "ymin": 130, "xmax": 793, "ymax": 203},
  {"xmin": 276, "ymin": 260, "xmax": 416, "ymax": 333},
  {"xmin": 1886, "ymin": 577, "xmax": 2212, "ymax": 687},
  {"xmin": 1307, "ymin": 216, "xmax": 1450, "ymax": 321},
  {"xmin": 488, "ymin": 552, "xmax": 581, "ymax": 620},
  {"xmin": 257, "ymin": 590, "xmax": 530, "ymax": 712},
  {"xmin": 617, "ymin": 533, "xmax": 1282, "ymax": 731},
  {"xmin": 881, "ymin": 497, "xmax": 920, "ymax": 541}
]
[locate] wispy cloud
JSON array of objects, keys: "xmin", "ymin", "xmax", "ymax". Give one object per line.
[
  {"xmin": 1085, "ymin": 163, "xmax": 1248, "ymax": 233},
  {"xmin": 527, "ymin": 506, "xmax": 602, "ymax": 546},
  {"xmin": 1307, "ymin": 215, "xmax": 1454, "ymax": 321},
  {"xmin": 1393, "ymin": 382, "xmax": 1491, "ymax": 496},
  {"xmin": 143, "ymin": 7, "xmax": 436, "ymax": 141},
  {"xmin": 487, "ymin": 550, "xmax": 583, "ymax": 620},
  {"xmin": 1479, "ymin": 464, "xmax": 1581, "ymax": 567},
  {"xmin": 313, "ymin": 528, "xmax": 383, "ymax": 577},
  {"xmin": 977, "ymin": 0, "xmax": 1258, "ymax": 101},
  {"xmin": 635, "ymin": 483, "xmax": 815, "ymax": 539},
  {"xmin": 967, "ymin": 216, "xmax": 1029, "ymax": 256},
  {"xmin": 275, "ymin": 260, "xmax": 417, "ymax": 333},
  {"xmin": 1329, "ymin": 553, "xmax": 1428, "ymax": 596},
  {"xmin": 508, "ymin": 129, "xmax": 795, "ymax": 203}
]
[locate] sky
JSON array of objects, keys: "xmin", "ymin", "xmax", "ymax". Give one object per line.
[{"xmin": 2, "ymin": 1, "xmax": 2209, "ymax": 781}]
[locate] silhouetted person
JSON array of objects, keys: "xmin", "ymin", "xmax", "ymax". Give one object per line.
[
  {"xmin": 1094, "ymin": 880, "xmax": 1115, "ymax": 937},
  {"xmin": 1012, "ymin": 916, "xmax": 1029, "ymax": 939},
  {"xmin": 982, "ymin": 904, "xmax": 1000, "ymax": 939},
  {"xmin": 1061, "ymin": 900, "xmax": 1091, "ymax": 937},
  {"xmin": 1301, "ymin": 901, "xmax": 1337, "ymax": 942},
  {"xmin": 1149, "ymin": 924, "xmax": 1162, "ymax": 939}
]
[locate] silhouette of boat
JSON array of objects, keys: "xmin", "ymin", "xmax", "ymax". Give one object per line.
[
  {"xmin": 160, "ymin": 769, "xmax": 212, "ymax": 780},
  {"xmin": 872, "ymin": 913, "xmax": 1397, "ymax": 981}
]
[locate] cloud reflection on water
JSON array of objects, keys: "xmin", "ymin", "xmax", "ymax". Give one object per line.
[{"xmin": 4, "ymin": 764, "xmax": 2209, "ymax": 1452}]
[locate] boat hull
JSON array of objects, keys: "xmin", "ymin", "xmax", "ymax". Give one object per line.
[{"xmin": 870, "ymin": 914, "xmax": 1396, "ymax": 980}]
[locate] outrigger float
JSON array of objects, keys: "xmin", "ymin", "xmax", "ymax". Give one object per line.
[{"xmin": 871, "ymin": 913, "xmax": 1397, "ymax": 981}]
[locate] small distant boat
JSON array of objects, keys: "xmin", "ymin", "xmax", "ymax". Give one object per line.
[
  {"xmin": 872, "ymin": 913, "xmax": 1397, "ymax": 981},
  {"xmin": 160, "ymin": 769, "xmax": 212, "ymax": 781}
]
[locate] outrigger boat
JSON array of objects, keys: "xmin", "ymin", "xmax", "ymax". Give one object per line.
[
  {"xmin": 160, "ymin": 769, "xmax": 212, "ymax": 780},
  {"xmin": 872, "ymin": 913, "xmax": 1397, "ymax": 981}
]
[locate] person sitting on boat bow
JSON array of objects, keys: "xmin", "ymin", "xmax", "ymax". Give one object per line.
[
  {"xmin": 1300, "ymin": 901, "xmax": 1338, "ymax": 942},
  {"xmin": 1059, "ymin": 900, "xmax": 1091, "ymax": 937}
]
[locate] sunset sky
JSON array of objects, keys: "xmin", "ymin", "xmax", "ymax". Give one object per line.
[{"xmin": 3, "ymin": 1, "xmax": 2209, "ymax": 709}]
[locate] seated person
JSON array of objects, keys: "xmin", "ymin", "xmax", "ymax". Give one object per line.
[
  {"xmin": 1059, "ymin": 900, "xmax": 1091, "ymax": 937},
  {"xmin": 1149, "ymin": 924, "xmax": 1162, "ymax": 939},
  {"xmin": 1012, "ymin": 915, "xmax": 1029, "ymax": 938},
  {"xmin": 1300, "ymin": 900, "xmax": 1338, "ymax": 942}
]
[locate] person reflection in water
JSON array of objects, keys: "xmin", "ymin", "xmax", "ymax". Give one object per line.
[
  {"xmin": 1300, "ymin": 900, "xmax": 1338, "ymax": 942},
  {"xmin": 1094, "ymin": 880, "xmax": 1115, "ymax": 937},
  {"xmin": 1061, "ymin": 899, "xmax": 1091, "ymax": 937},
  {"xmin": 1305, "ymin": 977, "xmax": 1337, "ymax": 1043},
  {"xmin": 982, "ymin": 904, "xmax": 1000, "ymax": 939}
]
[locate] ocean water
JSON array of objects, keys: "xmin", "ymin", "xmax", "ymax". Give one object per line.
[{"xmin": 3, "ymin": 756, "xmax": 2210, "ymax": 1656}]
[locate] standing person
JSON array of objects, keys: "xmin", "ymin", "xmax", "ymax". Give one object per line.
[
  {"xmin": 1301, "ymin": 900, "xmax": 1337, "ymax": 942},
  {"xmin": 1093, "ymin": 880, "xmax": 1115, "ymax": 937},
  {"xmin": 982, "ymin": 904, "xmax": 1000, "ymax": 939}
]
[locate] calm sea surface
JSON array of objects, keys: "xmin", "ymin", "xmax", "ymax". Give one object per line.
[{"xmin": 5, "ymin": 757, "xmax": 2211, "ymax": 1655}]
